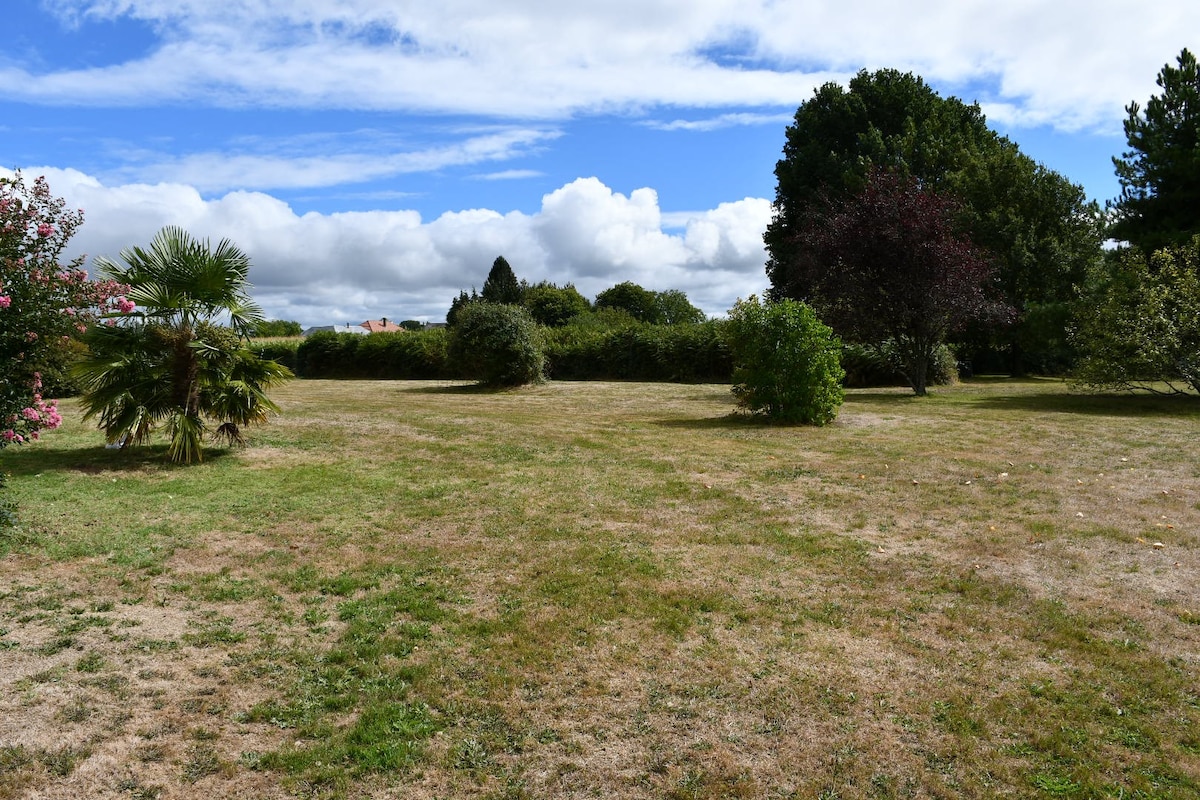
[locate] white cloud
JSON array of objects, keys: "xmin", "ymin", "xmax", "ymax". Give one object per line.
[
  {"xmin": 644, "ymin": 113, "xmax": 796, "ymax": 132},
  {"xmin": 471, "ymin": 169, "xmax": 543, "ymax": 181},
  {"xmin": 12, "ymin": 168, "xmax": 771, "ymax": 325},
  {"xmin": 103, "ymin": 128, "xmax": 560, "ymax": 194},
  {"xmin": 11, "ymin": 1, "xmax": 1197, "ymax": 131}
]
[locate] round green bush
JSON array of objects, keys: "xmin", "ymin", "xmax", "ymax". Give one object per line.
[
  {"xmin": 447, "ymin": 303, "xmax": 545, "ymax": 387},
  {"xmin": 725, "ymin": 296, "xmax": 844, "ymax": 425}
]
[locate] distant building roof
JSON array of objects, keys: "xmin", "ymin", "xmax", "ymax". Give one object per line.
[
  {"xmin": 361, "ymin": 319, "xmax": 406, "ymax": 333},
  {"xmin": 302, "ymin": 319, "xmax": 407, "ymax": 336}
]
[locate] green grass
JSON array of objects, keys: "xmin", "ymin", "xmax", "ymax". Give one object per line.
[{"xmin": 0, "ymin": 378, "xmax": 1198, "ymax": 798}]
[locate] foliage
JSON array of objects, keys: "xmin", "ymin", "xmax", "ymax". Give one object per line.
[
  {"xmin": 446, "ymin": 289, "xmax": 479, "ymax": 326},
  {"xmin": 765, "ymin": 68, "xmax": 1101, "ymax": 372},
  {"xmin": 725, "ymin": 296, "xmax": 844, "ymax": 425},
  {"xmin": 447, "ymin": 303, "xmax": 545, "ymax": 387},
  {"xmin": 1072, "ymin": 238, "xmax": 1200, "ymax": 394},
  {"xmin": 293, "ymin": 329, "xmax": 450, "ymax": 379},
  {"xmin": 521, "ymin": 281, "xmax": 591, "ymax": 327},
  {"xmin": 1, "ymin": 172, "xmax": 129, "ymax": 452},
  {"xmin": 654, "ymin": 289, "xmax": 706, "ymax": 325},
  {"xmin": 595, "ymin": 281, "xmax": 662, "ymax": 323},
  {"xmin": 480, "ymin": 256, "xmax": 523, "ymax": 305},
  {"xmin": 789, "ymin": 169, "xmax": 1009, "ymax": 395},
  {"xmin": 541, "ymin": 319, "xmax": 731, "ymax": 383},
  {"xmin": 399, "ymin": 319, "xmax": 425, "ymax": 331},
  {"xmin": 250, "ymin": 318, "xmax": 302, "ymax": 337},
  {"xmin": 840, "ymin": 341, "xmax": 958, "ymax": 388},
  {"xmin": 73, "ymin": 226, "xmax": 292, "ymax": 463},
  {"xmin": 1109, "ymin": 48, "xmax": 1200, "ymax": 251}
]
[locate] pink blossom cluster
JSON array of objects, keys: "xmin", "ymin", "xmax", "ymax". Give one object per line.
[{"xmin": 2, "ymin": 373, "xmax": 62, "ymax": 445}]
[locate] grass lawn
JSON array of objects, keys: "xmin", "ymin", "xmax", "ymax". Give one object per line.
[{"xmin": 0, "ymin": 378, "xmax": 1197, "ymax": 799}]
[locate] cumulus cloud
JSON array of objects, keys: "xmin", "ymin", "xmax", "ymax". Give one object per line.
[
  {"xmin": 14, "ymin": 168, "xmax": 772, "ymax": 325},
  {"xmin": 8, "ymin": 1, "xmax": 1196, "ymax": 131}
]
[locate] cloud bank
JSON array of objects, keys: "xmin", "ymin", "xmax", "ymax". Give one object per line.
[
  {"xmin": 19, "ymin": 168, "xmax": 773, "ymax": 326},
  {"xmin": 7, "ymin": 1, "xmax": 1198, "ymax": 132}
]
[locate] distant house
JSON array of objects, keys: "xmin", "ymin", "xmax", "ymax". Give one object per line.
[
  {"xmin": 302, "ymin": 318, "xmax": 406, "ymax": 337},
  {"xmin": 361, "ymin": 318, "xmax": 406, "ymax": 334}
]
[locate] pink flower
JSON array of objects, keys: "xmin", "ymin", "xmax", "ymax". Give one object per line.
[
  {"xmin": 25, "ymin": 331, "xmax": 37, "ymax": 341},
  {"xmin": 21, "ymin": 408, "xmax": 40, "ymax": 422},
  {"xmin": 117, "ymin": 297, "xmax": 136, "ymax": 314},
  {"xmin": 0, "ymin": 295, "xmax": 10, "ymax": 309},
  {"xmin": 37, "ymin": 223, "xmax": 54, "ymax": 237}
]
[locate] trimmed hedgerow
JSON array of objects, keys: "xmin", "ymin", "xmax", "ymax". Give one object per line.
[
  {"xmin": 294, "ymin": 330, "xmax": 450, "ymax": 379},
  {"xmin": 541, "ymin": 320, "xmax": 731, "ymax": 383}
]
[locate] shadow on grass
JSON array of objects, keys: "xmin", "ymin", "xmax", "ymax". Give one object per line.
[
  {"xmin": 652, "ymin": 412, "xmax": 832, "ymax": 431},
  {"xmin": 395, "ymin": 382, "xmax": 513, "ymax": 395},
  {"xmin": 968, "ymin": 390, "xmax": 1200, "ymax": 418},
  {"xmin": 1, "ymin": 443, "xmax": 236, "ymax": 477}
]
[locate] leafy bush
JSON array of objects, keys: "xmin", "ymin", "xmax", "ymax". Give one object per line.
[
  {"xmin": 725, "ymin": 296, "xmax": 844, "ymax": 425},
  {"xmin": 1072, "ymin": 239, "xmax": 1200, "ymax": 394},
  {"xmin": 447, "ymin": 303, "xmax": 545, "ymax": 386}
]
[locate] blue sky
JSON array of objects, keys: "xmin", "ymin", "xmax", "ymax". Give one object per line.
[{"xmin": 2, "ymin": 1, "xmax": 1194, "ymax": 325}]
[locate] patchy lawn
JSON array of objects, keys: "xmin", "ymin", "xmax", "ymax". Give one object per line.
[{"xmin": 1, "ymin": 379, "xmax": 1197, "ymax": 799}]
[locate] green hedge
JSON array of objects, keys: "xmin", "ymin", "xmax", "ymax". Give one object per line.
[
  {"xmin": 269, "ymin": 324, "xmax": 957, "ymax": 387},
  {"xmin": 541, "ymin": 321, "xmax": 731, "ymax": 383},
  {"xmin": 293, "ymin": 330, "xmax": 451, "ymax": 379}
]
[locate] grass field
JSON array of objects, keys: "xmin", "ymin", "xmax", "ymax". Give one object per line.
[{"xmin": 1, "ymin": 378, "xmax": 1197, "ymax": 799}]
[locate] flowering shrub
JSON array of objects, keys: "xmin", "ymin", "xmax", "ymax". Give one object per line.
[{"xmin": 0, "ymin": 171, "xmax": 129, "ymax": 451}]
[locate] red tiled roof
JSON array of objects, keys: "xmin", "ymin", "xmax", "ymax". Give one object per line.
[{"xmin": 361, "ymin": 319, "xmax": 405, "ymax": 333}]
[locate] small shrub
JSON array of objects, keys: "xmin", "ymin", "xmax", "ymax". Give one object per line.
[
  {"xmin": 725, "ymin": 296, "xmax": 844, "ymax": 425},
  {"xmin": 447, "ymin": 303, "xmax": 545, "ymax": 387}
]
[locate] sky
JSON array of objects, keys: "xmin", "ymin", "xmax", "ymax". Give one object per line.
[{"xmin": 2, "ymin": 1, "xmax": 1196, "ymax": 326}]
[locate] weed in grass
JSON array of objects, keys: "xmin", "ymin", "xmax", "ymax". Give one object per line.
[
  {"xmin": 181, "ymin": 744, "xmax": 222, "ymax": 783},
  {"xmin": 183, "ymin": 615, "xmax": 245, "ymax": 647},
  {"xmin": 75, "ymin": 656, "xmax": 108, "ymax": 679},
  {"xmin": 136, "ymin": 743, "xmax": 168, "ymax": 763}
]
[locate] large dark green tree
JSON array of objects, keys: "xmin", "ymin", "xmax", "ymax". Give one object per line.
[
  {"xmin": 480, "ymin": 256, "xmax": 523, "ymax": 305},
  {"xmin": 1109, "ymin": 48, "xmax": 1200, "ymax": 252},
  {"xmin": 766, "ymin": 68, "xmax": 1101, "ymax": 373},
  {"xmin": 73, "ymin": 227, "xmax": 292, "ymax": 463}
]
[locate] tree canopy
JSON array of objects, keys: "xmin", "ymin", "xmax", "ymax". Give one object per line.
[
  {"xmin": 792, "ymin": 169, "xmax": 1010, "ymax": 395},
  {"xmin": 480, "ymin": 256, "xmax": 523, "ymax": 305},
  {"xmin": 765, "ymin": 68, "xmax": 1101, "ymax": 372},
  {"xmin": 1109, "ymin": 48, "xmax": 1200, "ymax": 252},
  {"xmin": 522, "ymin": 281, "xmax": 591, "ymax": 327},
  {"xmin": 595, "ymin": 281, "xmax": 662, "ymax": 323}
]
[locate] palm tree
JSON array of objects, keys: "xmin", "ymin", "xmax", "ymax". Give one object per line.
[{"xmin": 74, "ymin": 226, "xmax": 292, "ymax": 463}]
